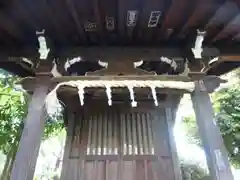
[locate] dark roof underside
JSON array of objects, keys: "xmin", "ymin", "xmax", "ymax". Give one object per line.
[
  {"xmin": 1, "ymin": 0, "xmax": 240, "ymax": 48},
  {"xmin": 0, "ymin": 0, "xmax": 240, "ymax": 76}
]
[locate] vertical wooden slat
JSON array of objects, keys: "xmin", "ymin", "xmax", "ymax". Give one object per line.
[
  {"xmin": 165, "ymin": 107, "xmax": 182, "ymax": 180},
  {"xmin": 106, "ymin": 160, "xmax": 109, "ymax": 180},
  {"xmin": 111, "ymin": 112, "xmax": 115, "ymax": 155},
  {"xmin": 95, "ymin": 161, "xmax": 103, "ymax": 180},
  {"xmin": 60, "ymin": 112, "xmax": 74, "ymax": 180},
  {"xmin": 132, "ymin": 113, "xmax": 138, "ymax": 155},
  {"xmin": 110, "ymin": 112, "xmax": 114, "ymax": 154},
  {"xmin": 144, "ymin": 160, "xmax": 148, "ymax": 180},
  {"xmin": 77, "ymin": 118, "xmax": 81, "ymax": 180},
  {"xmin": 69, "ymin": 116, "xmax": 79, "ymax": 180},
  {"xmin": 107, "ymin": 161, "xmax": 118, "ymax": 180},
  {"xmin": 98, "ymin": 113, "xmax": 103, "ymax": 155},
  {"xmin": 86, "ymin": 162, "xmax": 94, "ymax": 180},
  {"xmin": 118, "ymin": 158, "xmax": 123, "ymax": 180},
  {"xmin": 72, "ymin": 125, "xmax": 79, "ymax": 157},
  {"xmin": 141, "ymin": 113, "xmax": 148, "ymax": 154},
  {"xmin": 80, "ymin": 115, "xmax": 88, "ymax": 180},
  {"xmin": 87, "ymin": 116, "xmax": 93, "ymax": 155},
  {"xmin": 79, "ymin": 160, "xmax": 85, "ymax": 180},
  {"xmin": 127, "ymin": 113, "xmax": 132, "ymax": 155},
  {"xmin": 113, "ymin": 112, "xmax": 118, "ymax": 155},
  {"xmin": 123, "ymin": 162, "xmax": 134, "ymax": 180},
  {"xmin": 73, "ymin": 158, "xmax": 78, "ymax": 180},
  {"xmin": 108, "ymin": 112, "xmax": 112, "ymax": 154},
  {"xmin": 83, "ymin": 113, "xmax": 89, "ymax": 154},
  {"xmin": 121, "ymin": 113, "xmax": 127, "ymax": 155},
  {"xmin": 123, "ymin": 114, "xmax": 128, "ymax": 155},
  {"xmin": 146, "ymin": 113, "xmax": 154, "ymax": 155},
  {"xmin": 137, "ymin": 113, "xmax": 143, "ymax": 155},
  {"xmin": 103, "ymin": 112, "xmax": 108, "ymax": 155},
  {"xmin": 69, "ymin": 117, "xmax": 79, "ymax": 179},
  {"xmin": 94, "ymin": 114, "xmax": 98, "ymax": 155},
  {"xmin": 93, "ymin": 114, "xmax": 98, "ymax": 155}
]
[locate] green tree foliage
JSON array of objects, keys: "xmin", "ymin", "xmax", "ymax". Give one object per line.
[
  {"xmin": 181, "ymin": 161, "xmax": 211, "ymax": 180},
  {"xmin": 182, "ymin": 115, "xmax": 201, "ymax": 146},
  {"xmin": 0, "ymin": 75, "xmax": 26, "ymax": 155},
  {"xmin": 183, "ymin": 83, "xmax": 240, "ymax": 167},
  {"xmin": 0, "ymin": 71, "xmax": 64, "ymax": 179},
  {"xmin": 213, "ymin": 83, "xmax": 240, "ymax": 167}
]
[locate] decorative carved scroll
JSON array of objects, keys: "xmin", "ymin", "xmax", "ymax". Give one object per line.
[
  {"xmin": 86, "ymin": 61, "xmax": 155, "ymax": 76},
  {"xmin": 136, "ymin": 57, "xmax": 187, "ymax": 75}
]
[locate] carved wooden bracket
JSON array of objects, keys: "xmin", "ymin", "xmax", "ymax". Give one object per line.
[
  {"xmin": 86, "ymin": 61, "xmax": 155, "ymax": 76},
  {"xmin": 194, "ymin": 76, "xmax": 227, "ymax": 93},
  {"xmin": 35, "ymin": 61, "xmax": 53, "ymax": 76}
]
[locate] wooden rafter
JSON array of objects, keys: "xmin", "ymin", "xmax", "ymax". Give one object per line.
[
  {"xmin": 205, "ymin": 1, "xmax": 239, "ymax": 43},
  {"xmin": 65, "ymin": 0, "xmax": 87, "ymax": 43}
]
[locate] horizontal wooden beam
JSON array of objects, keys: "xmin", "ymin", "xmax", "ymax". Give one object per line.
[
  {"xmin": 54, "ymin": 47, "xmax": 221, "ymax": 61},
  {"xmin": 221, "ymin": 55, "xmax": 240, "ymax": 61},
  {"xmin": 54, "ymin": 47, "xmax": 183, "ymax": 60},
  {"xmin": 1, "ymin": 46, "xmax": 239, "ymax": 62},
  {"xmin": 52, "ymin": 75, "xmax": 193, "ymax": 83},
  {"xmin": 207, "ymin": 55, "xmax": 240, "ymax": 73},
  {"xmin": 1, "ymin": 45, "xmax": 240, "ymax": 60}
]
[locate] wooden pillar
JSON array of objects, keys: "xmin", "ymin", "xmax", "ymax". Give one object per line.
[
  {"xmin": 165, "ymin": 96, "xmax": 183, "ymax": 180},
  {"xmin": 191, "ymin": 80, "xmax": 234, "ymax": 180},
  {"xmin": 60, "ymin": 108, "xmax": 75, "ymax": 180},
  {"xmin": 152, "ymin": 95, "xmax": 182, "ymax": 180},
  {"xmin": 10, "ymin": 61, "xmax": 52, "ymax": 180}
]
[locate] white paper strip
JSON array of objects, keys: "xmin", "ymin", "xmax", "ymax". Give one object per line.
[
  {"xmin": 45, "ymin": 80, "xmax": 195, "ymax": 114},
  {"xmin": 150, "ymin": 86, "xmax": 158, "ymax": 106},
  {"xmin": 105, "ymin": 85, "xmax": 112, "ymax": 106},
  {"xmin": 128, "ymin": 86, "xmax": 137, "ymax": 107},
  {"xmin": 78, "ymin": 86, "xmax": 85, "ymax": 106}
]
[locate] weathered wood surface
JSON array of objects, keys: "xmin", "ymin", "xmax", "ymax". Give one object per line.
[
  {"xmin": 165, "ymin": 96, "xmax": 182, "ymax": 180},
  {"xmin": 10, "ymin": 76, "xmax": 50, "ymax": 180},
  {"xmin": 1, "ymin": 0, "xmax": 240, "ymax": 54},
  {"xmin": 52, "ymin": 74, "xmax": 193, "ymax": 82},
  {"xmin": 152, "ymin": 108, "xmax": 179, "ymax": 180},
  {"xmin": 60, "ymin": 110, "xmax": 75, "ymax": 180},
  {"xmin": 191, "ymin": 81, "xmax": 234, "ymax": 180},
  {"xmin": 60, "ymin": 103, "xmax": 181, "ymax": 180}
]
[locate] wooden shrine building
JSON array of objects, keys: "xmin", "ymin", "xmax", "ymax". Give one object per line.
[{"xmin": 0, "ymin": 0, "xmax": 240, "ymax": 179}]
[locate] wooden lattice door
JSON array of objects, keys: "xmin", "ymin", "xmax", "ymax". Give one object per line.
[{"xmin": 61, "ymin": 107, "xmax": 176, "ymax": 180}]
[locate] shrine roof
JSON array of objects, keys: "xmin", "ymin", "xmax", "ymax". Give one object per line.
[{"xmin": 0, "ymin": 0, "xmax": 240, "ymax": 76}]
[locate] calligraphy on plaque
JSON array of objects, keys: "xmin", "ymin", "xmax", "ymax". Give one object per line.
[
  {"xmin": 106, "ymin": 17, "xmax": 115, "ymax": 30},
  {"xmin": 84, "ymin": 21, "xmax": 97, "ymax": 32},
  {"xmin": 127, "ymin": 11, "xmax": 138, "ymax": 27},
  {"xmin": 148, "ymin": 11, "xmax": 161, "ymax": 27}
]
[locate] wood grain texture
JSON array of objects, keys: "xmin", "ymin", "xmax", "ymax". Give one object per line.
[
  {"xmin": 60, "ymin": 105, "xmax": 180, "ymax": 180},
  {"xmin": 191, "ymin": 81, "xmax": 234, "ymax": 180},
  {"xmin": 0, "ymin": 0, "xmax": 240, "ymax": 49},
  {"xmin": 10, "ymin": 77, "xmax": 50, "ymax": 180}
]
